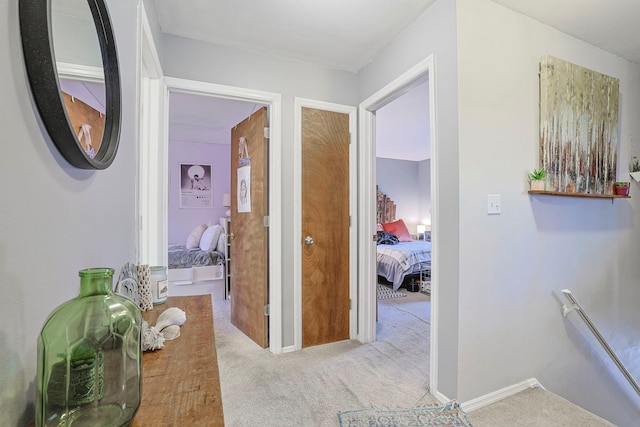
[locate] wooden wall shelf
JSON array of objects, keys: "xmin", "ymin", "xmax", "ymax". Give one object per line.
[{"xmin": 528, "ymin": 190, "xmax": 630, "ymax": 199}]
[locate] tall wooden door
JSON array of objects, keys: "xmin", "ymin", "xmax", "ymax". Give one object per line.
[
  {"xmin": 230, "ymin": 107, "xmax": 269, "ymax": 348},
  {"xmin": 301, "ymin": 107, "xmax": 350, "ymax": 347}
]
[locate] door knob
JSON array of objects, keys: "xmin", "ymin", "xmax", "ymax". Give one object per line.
[{"xmin": 304, "ymin": 236, "xmax": 314, "ymax": 245}]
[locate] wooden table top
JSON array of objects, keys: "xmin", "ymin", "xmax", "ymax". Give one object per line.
[{"xmin": 131, "ymin": 295, "xmax": 224, "ymax": 426}]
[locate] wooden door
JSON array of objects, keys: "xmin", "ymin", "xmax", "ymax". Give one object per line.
[
  {"xmin": 301, "ymin": 107, "xmax": 350, "ymax": 347},
  {"xmin": 230, "ymin": 107, "xmax": 269, "ymax": 348}
]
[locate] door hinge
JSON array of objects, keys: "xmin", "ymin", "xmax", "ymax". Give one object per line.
[
  {"xmin": 349, "ymin": 132, "xmax": 352, "ymax": 144},
  {"xmin": 264, "ymin": 127, "xmax": 270, "ymax": 139},
  {"xmin": 349, "ymin": 299, "xmax": 352, "ymax": 310},
  {"xmin": 373, "ymin": 233, "xmax": 377, "ymax": 242},
  {"xmin": 264, "ymin": 216, "xmax": 269, "ymax": 227},
  {"xmin": 349, "ymin": 216, "xmax": 352, "ymax": 227},
  {"xmin": 264, "ymin": 304, "xmax": 270, "ymax": 316}
]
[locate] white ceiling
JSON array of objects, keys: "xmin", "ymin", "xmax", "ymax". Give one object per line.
[
  {"xmin": 168, "ymin": 92, "xmax": 260, "ymax": 144},
  {"xmin": 491, "ymin": 0, "xmax": 640, "ymax": 64},
  {"xmin": 153, "ymin": 0, "xmax": 640, "ymax": 72},
  {"xmin": 159, "ymin": 0, "xmax": 640, "ymax": 154},
  {"xmin": 153, "ymin": 0, "xmax": 438, "ymax": 74}
]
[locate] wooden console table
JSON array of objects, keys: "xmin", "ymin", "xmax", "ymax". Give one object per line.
[{"xmin": 132, "ymin": 295, "xmax": 224, "ymax": 426}]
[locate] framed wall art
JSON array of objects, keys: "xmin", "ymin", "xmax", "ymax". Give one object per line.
[{"xmin": 180, "ymin": 163, "xmax": 213, "ymax": 208}]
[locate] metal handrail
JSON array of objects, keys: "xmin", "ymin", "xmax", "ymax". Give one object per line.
[{"xmin": 562, "ymin": 289, "xmax": 640, "ymax": 396}]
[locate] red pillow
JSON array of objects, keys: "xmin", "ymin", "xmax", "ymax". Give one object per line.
[{"xmin": 381, "ymin": 219, "xmax": 413, "ymax": 242}]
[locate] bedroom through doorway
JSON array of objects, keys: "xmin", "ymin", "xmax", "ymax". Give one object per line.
[
  {"xmin": 165, "ymin": 92, "xmax": 266, "ymax": 302},
  {"xmin": 374, "ymin": 76, "xmax": 432, "ymax": 380},
  {"xmin": 151, "ymin": 78, "xmax": 284, "ymax": 353}
]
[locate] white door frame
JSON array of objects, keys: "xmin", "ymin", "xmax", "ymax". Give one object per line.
[
  {"xmin": 137, "ymin": 1, "xmax": 165, "ymax": 267},
  {"xmin": 292, "ymin": 98, "xmax": 358, "ymax": 351},
  {"xmin": 357, "ymin": 55, "xmax": 440, "ymax": 397},
  {"xmin": 139, "ymin": 71, "xmax": 284, "ymax": 353}
]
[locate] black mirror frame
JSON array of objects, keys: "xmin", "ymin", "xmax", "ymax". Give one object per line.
[{"xmin": 19, "ymin": 0, "xmax": 122, "ymax": 170}]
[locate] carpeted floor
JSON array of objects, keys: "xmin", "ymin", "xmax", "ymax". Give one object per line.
[
  {"xmin": 208, "ymin": 288, "xmax": 613, "ymax": 426},
  {"xmin": 466, "ymin": 387, "xmax": 614, "ymax": 427},
  {"xmin": 212, "ymin": 290, "xmax": 432, "ymax": 426}
]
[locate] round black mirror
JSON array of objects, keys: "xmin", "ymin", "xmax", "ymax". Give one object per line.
[{"xmin": 19, "ymin": 0, "xmax": 121, "ymax": 170}]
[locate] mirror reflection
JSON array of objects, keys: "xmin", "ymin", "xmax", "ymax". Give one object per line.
[{"xmin": 52, "ymin": 0, "xmax": 106, "ymax": 159}]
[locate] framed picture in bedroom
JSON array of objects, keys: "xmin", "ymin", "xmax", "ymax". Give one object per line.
[{"xmin": 179, "ymin": 163, "xmax": 213, "ymax": 208}]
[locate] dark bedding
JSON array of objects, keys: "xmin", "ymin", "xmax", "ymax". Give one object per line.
[{"xmin": 168, "ymin": 244, "xmax": 224, "ymax": 269}]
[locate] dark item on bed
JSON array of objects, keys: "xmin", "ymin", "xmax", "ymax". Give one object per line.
[{"xmin": 377, "ymin": 231, "xmax": 399, "ymax": 245}]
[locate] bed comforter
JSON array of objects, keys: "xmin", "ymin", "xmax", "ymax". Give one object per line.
[
  {"xmin": 168, "ymin": 244, "xmax": 224, "ymax": 269},
  {"xmin": 377, "ymin": 241, "xmax": 431, "ymax": 291}
]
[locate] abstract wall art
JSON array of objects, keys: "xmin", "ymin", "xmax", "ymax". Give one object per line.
[{"xmin": 539, "ymin": 55, "xmax": 619, "ymax": 195}]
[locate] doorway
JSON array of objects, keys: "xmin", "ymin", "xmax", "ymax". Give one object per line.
[
  {"xmin": 139, "ymin": 76, "xmax": 284, "ymax": 353},
  {"xmin": 358, "ymin": 56, "xmax": 439, "ymax": 395},
  {"xmin": 375, "ymin": 76, "xmax": 431, "ymax": 313}
]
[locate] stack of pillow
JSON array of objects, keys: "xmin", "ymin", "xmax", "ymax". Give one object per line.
[
  {"xmin": 377, "ymin": 219, "xmax": 413, "ymax": 242},
  {"xmin": 185, "ymin": 223, "xmax": 226, "ymax": 253}
]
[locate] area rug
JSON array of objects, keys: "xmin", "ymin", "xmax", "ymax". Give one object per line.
[
  {"xmin": 338, "ymin": 401, "xmax": 473, "ymax": 427},
  {"xmin": 377, "ymin": 283, "xmax": 406, "ymax": 299}
]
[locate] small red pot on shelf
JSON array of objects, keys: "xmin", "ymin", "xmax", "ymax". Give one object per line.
[{"xmin": 614, "ymin": 182, "xmax": 630, "ymax": 196}]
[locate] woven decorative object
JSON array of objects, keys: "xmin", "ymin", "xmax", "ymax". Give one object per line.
[{"xmin": 136, "ymin": 264, "xmax": 153, "ymax": 311}]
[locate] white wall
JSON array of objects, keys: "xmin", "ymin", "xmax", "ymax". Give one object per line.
[
  {"xmin": 161, "ymin": 35, "xmax": 359, "ymax": 346},
  {"xmin": 358, "ymin": 0, "xmax": 461, "ymax": 398},
  {"xmin": 168, "ymin": 141, "xmax": 230, "ymax": 245},
  {"xmin": 361, "ymin": 0, "xmax": 640, "ymax": 423},
  {"xmin": 376, "ymin": 158, "xmax": 427, "ymax": 234},
  {"xmin": 455, "ymin": 0, "xmax": 640, "ymax": 424},
  {"xmin": 0, "ymin": 0, "xmax": 140, "ymax": 424}
]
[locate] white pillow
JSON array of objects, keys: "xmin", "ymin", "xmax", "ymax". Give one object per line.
[
  {"xmin": 199, "ymin": 225, "xmax": 222, "ymax": 251},
  {"xmin": 186, "ymin": 224, "xmax": 207, "ymax": 249},
  {"xmin": 216, "ymin": 230, "xmax": 226, "ymax": 253}
]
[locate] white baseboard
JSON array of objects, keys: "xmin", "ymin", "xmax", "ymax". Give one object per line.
[
  {"xmin": 281, "ymin": 345, "xmax": 297, "ymax": 354},
  {"xmin": 461, "ymin": 378, "xmax": 543, "ymax": 412}
]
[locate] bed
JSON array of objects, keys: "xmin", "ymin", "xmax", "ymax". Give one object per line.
[
  {"xmin": 377, "ymin": 240, "xmax": 431, "ymax": 291},
  {"xmin": 376, "ymin": 188, "xmax": 432, "ymax": 291},
  {"xmin": 168, "ymin": 222, "xmax": 226, "ymax": 284},
  {"xmin": 168, "ymin": 244, "xmax": 224, "ymax": 270}
]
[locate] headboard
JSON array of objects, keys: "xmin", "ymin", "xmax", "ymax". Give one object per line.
[{"xmin": 376, "ymin": 186, "xmax": 396, "ymax": 224}]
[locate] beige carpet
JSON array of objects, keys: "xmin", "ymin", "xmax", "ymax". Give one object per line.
[
  {"xmin": 210, "ymin": 290, "xmax": 611, "ymax": 426},
  {"xmin": 212, "ymin": 290, "xmax": 433, "ymax": 426},
  {"xmin": 467, "ymin": 387, "xmax": 614, "ymax": 426}
]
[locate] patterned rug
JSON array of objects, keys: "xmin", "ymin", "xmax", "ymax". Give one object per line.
[
  {"xmin": 376, "ymin": 283, "xmax": 406, "ymax": 299},
  {"xmin": 338, "ymin": 401, "xmax": 473, "ymax": 427}
]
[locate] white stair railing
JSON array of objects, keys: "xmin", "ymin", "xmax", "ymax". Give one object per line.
[{"xmin": 562, "ymin": 289, "xmax": 640, "ymax": 397}]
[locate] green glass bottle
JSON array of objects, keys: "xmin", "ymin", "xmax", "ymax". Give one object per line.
[{"xmin": 36, "ymin": 268, "xmax": 142, "ymax": 426}]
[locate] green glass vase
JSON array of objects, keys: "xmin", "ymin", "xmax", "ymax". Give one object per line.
[{"xmin": 36, "ymin": 268, "xmax": 142, "ymax": 427}]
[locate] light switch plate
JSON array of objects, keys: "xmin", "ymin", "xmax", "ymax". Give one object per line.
[{"xmin": 488, "ymin": 194, "xmax": 501, "ymax": 215}]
